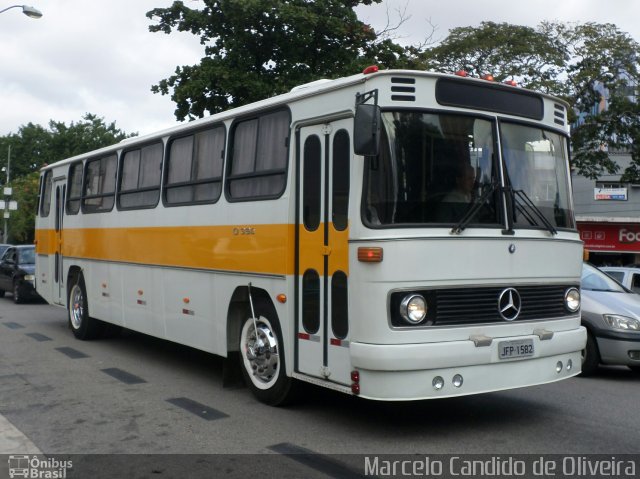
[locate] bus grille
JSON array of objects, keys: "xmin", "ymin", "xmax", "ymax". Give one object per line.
[{"xmin": 433, "ymin": 284, "xmax": 576, "ymax": 326}]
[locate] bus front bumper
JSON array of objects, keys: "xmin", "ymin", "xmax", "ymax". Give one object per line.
[{"xmin": 349, "ymin": 327, "xmax": 586, "ymax": 400}]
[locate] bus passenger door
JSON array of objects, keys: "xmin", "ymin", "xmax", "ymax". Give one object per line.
[
  {"xmin": 53, "ymin": 181, "xmax": 66, "ymax": 305},
  {"xmin": 296, "ymin": 119, "xmax": 352, "ymax": 385}
]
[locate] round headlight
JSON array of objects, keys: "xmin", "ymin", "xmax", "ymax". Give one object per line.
[
  {"xmin": 565, "ymin": 287, "xmax": 580, "ymax": 313},
  {"xmin": 400, "ymin": 294, "xmax": 427, "ymax": 324}
]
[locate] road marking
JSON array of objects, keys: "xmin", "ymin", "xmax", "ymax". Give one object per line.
[
  {"xmin": 268, "ymin": 442, "xmax": 363, "ymax": 478},
  {"xmin": 55, "ymin": 347, "xmax": 89, "ymax": 359},
  {"xmin": 25, "ymin": 333, "xmax": 52, "ymax": 342},
  {"xmin": 166, "ymin": 397, "xmax": 228, "ymax": 421},
  {"xmin": 0, "ymin": 413, "xmax": 41, "ymax": 454},
  {"xmin": 3, "ymin": 322, "xmax": 24, "ymax": 330},
  {"xmin": 101, "ymin": 368, "xmax": 146, "ymax": 385}
]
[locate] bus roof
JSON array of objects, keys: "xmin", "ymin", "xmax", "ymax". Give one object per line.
[{"xmin": 40, "ymin": 69, "xmax": 567, "ymax": 172}]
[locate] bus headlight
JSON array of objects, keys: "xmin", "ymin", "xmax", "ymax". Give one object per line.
[
  {"xmin": 400, "ymin": 294, "xmax": 427, "ymax": 324},
  {"xmin": 564, "ymin": 288, "xmax": 580, "ymax": 313},
  {"xmin": 24, "ymin": 274, "xmax": 35, "ymax": 283}
]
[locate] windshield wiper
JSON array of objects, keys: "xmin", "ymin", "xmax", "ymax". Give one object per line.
[
  {"xmin": 451, "ymin": 181, "xmax": 498, "ymax": 234},
  {"xmin": 511, "ymin": 189, "xmax": 557, "ymax": 235}
]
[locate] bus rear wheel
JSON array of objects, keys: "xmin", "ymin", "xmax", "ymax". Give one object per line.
[
  {"xmin": 239, "ymin": 308, "xmax": 293, "ymax": 406},
  {"xmin": 68, "ymin": 275, "xmax": 102, "ymax": 340}
]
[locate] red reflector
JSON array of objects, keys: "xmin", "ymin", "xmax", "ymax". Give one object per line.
[
  {"xmin": 455, "ymin": 70, "xmax": 468, "ymax": 77},
  {"xmin": 362, "ymin": 65, "xmax": 379, "ymax": 75},
  {"xmin": 330, "ymin": 338, "xmax": 341, "ymax": 346},
  {"xmin": 298, "ymin": 332, "xmax": 310, "ymax": 340},
  {"xmin": 351, "ymin": 383, "xmax": 361, "ymax": 395},
  {"xmin": 358, "ymin": 247, "xmax": 383, "ymax": 262},
  {"xmin": 351, "ymin": 370, "xmax": 360, "ymax": 383}
]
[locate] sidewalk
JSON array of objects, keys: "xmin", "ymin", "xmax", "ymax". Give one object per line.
[{"xmin": 0, "ymin": 413, "xmax": 41, "ymax": 454}]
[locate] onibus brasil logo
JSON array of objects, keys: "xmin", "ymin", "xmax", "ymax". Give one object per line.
[{"xmin": 8, "ymin": 455, "xmax": 72, "ymax": 478}]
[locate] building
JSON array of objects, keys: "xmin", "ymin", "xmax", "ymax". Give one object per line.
[{"xmin": 573, "ymin": 149, "xmax": 640, "ymax": 266}]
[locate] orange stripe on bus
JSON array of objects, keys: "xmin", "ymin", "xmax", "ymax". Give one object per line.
[{"xmin": 35, "ymin": 224, "xmax": 349, "ymax": 276}]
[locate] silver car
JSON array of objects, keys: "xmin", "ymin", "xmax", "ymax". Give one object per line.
[
  {"xmin": 600, "ymin": 266, "xmax": 640, "ymax": 294},
  {"xmin": 581, "ymin": 262, "xmax": 640, "ymax": 375}
]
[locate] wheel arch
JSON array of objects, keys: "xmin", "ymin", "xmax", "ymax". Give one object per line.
[{"xmin": 226, "ymin": 285, "xmax": 278, "ymax": 353}]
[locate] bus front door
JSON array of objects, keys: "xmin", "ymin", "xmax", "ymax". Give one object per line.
[{"xmin": 296, "ymin": 119, "xmax": 351, "ymax": 386}]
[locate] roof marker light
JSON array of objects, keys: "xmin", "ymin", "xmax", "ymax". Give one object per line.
[
  {"xmin": 481, "ymin": 74, "xmax": 495, "ymax": 82},
  {"xmin": 504, "ymin": 79, "xmax": 518, "ymax": 87},
  {"xmin": 362, "ymin": 65, "xmax": 379, "ymax": 75},
  {"xmin": 455, "ymin": 70, "xmax": 468, "ymax": 77}
]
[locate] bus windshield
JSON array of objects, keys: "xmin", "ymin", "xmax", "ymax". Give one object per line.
[
  {"xmin": 363, "ymin": 111, "xmax": 573, "ymax": 230},
  {"xmin": 501, "ymin": 122, "xmax": 574, "ymax": 230}
]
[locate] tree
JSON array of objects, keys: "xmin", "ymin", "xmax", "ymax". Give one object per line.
[
  {"xmin": 146, "ymin": 0, "xmax": 412, "ymax": 121},
  {"xmin": 563, "ymin": 23, "xmax": 640, "ymax": 180},
  {"xmin": 424, "ymin": 22, "xmax": 568, "ymax": 94},
  {"xmin": 0, "ymin": 114, "xmax": 136, "ymax": 243}
]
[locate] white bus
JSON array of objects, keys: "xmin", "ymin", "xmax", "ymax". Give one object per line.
[{"xmin": 35, "ymin": 68, "xmax": 586, "ymax": 405}]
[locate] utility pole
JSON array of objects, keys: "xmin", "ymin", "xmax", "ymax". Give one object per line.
[{"xmin": 3, "ymin": 145, "xmax": 11, "ymax": 244}]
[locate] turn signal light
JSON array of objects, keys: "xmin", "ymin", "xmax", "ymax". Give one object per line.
[{"xmin": 358, "ymin": 247, "xmax": 383, "ymax": 263}]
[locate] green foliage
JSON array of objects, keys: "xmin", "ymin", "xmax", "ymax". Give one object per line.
[
  {"xmin": 5, "ymin": 172, "xmax": 39, "ymax": 244},
  {"xmin": 147, "ymin": 0, "xmax": 410, "ymax": 120},
  {"xmin": 424, "ymin": 22, "xmax": 568, "ymax": 94},
  {"xmin": 0, "ymin": 114, "xmax": 136, "ymax": 243}
]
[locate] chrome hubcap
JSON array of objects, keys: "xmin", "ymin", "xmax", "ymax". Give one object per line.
[
  {"xmin": 243, "ymin": 319, "xmax": 279, "ymax": 386},
  {"xmin": 69, "ymin": 285, "xmax": 84, "ymax": 329}
]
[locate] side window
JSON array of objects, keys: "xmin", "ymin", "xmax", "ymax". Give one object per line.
[
  {"xmin": 82, "ymin": 154, "xmax": 117, "ymax": 213},
  {"xmin": 66, "ymin": 162, "xmax": 83, "ymax": 215},
  {"xmin": 39, "ymin": 171, "xmax": 53, "ymax": 217},
  {"xmin": 227, "ymin": 110, "xmax": 290, "ymax": 200},
  {"xmin": 165, "ymin": 126, "xmax": 225, "ymax": 205},
  {"xmin": 118, "ymin": 142, "xmax": 163, "ymax": 209},
  {"xmin": 632, "ymin": 273, "xmax": 640, "ymax": 294}
]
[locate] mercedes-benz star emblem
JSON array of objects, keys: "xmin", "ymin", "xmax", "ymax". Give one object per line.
[{"xmin": 498, "ymin": 288, "xmax": 521, "ymax": 321}]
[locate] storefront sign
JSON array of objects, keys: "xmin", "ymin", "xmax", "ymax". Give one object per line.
[
  {"xmin": 594, "ymin": 187, "xmax": 627, "ymax": 200},
  {"xmin": 579, "ymin": 223, "xmax": 640, "ymax": 252}
]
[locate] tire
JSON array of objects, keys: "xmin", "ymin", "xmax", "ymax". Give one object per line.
[
  {"xmin": 580, "ymin": 330, "xmax": 600, "ymax": 376},
  {"xmin": 628, "ymin": 365, "xmax": 640, "ymax": 373},
  {"xmin": 239, "ymin": 300, "xmax": 294, "ymax": 406},
  {"xmin": 13, "ymin": 281, "xmax": 22, "ymax": 304},
  {"xmin": 68, "ymin": 275, "xmax": 103, "ymax": 340},
  {"xmin": 0, "ymin": 289, "xmax": 5, "ymax": 298}
]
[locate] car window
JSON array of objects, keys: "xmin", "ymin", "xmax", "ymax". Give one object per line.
[
  {"xmin": 18, "ymin": 248, "xmax": 35, "ymax": 265},
  {"xmin": 632, "ymin": 273, "xmax": 640, "ymax": 294},
  {"xmin": 604, "ymin": 271, "xmax": 624, "ymax": 283},
  {"xmin": 2, "ymin": 248, "xmax": 16, "ymax": 264},
  {"xmin": 581, "ymin": 264, "xmax": 627, "ymax": 293}
]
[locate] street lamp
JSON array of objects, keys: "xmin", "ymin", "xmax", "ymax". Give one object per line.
[{"xmin": 0, "ymin": 5, "xmax": 43, "ymax": 18}]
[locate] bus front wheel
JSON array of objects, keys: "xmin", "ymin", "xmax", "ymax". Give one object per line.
[
  {"xmin": 68, "ymin": 275, "xmax": 102, "ymax": 340},
  {"xmin": 239, "ymin": 307, "xmax": 294, "ymax": 406}
]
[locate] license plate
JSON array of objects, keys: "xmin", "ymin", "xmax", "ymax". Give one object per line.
[{"xmin": 499, "ymin": 339, "xmax": 534, "ymax": 360}]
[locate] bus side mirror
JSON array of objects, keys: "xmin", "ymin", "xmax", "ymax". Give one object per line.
[{"xmin": 353, "ymin": 103, "xmax": 381, "ymax": 157}]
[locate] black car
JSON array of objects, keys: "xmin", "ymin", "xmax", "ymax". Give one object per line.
[{"xmin": 0, "ymin": 245, "xmax": 40, "ymax": 303}]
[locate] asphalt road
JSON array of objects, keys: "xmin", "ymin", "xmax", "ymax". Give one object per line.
[{"xmin": 0, "ymin": 297, "xmax": 638, "ymax": 478}]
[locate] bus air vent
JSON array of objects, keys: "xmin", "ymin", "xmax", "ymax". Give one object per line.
[
  {"xmin": 553, "ymin": 103, "xmax": 566, "ymax": 126},
  {"xmin": 391, "ymin": 77, "xmax": 416, "ymax": 102}
]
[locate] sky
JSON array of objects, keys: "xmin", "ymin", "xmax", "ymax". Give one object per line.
[{"xmin": 0, "ymin": 0, "xmax": 638, "ymax": 139}]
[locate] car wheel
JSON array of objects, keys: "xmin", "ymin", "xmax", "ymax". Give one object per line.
[
  {"xmin": 0, "ymin": 289, "xmax": 5, "ymax": 298},
  {"xmin": 239, "ymin": 299, "xmax": 294, "ymax": 406},
  {"xmin": 68, "ymin": 275, "xmax": 103, "ymax": 340},
  {"xmin": 12, "ymin": 281, "xmax": 22, "ymax": 304},
  {"xmin": 580, "ymin": 330, "xmax": 600, "ymax": 376},
  {"xmin": 628, "ymin": 365, "xmax": 640, "ymax": 373}
]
